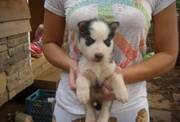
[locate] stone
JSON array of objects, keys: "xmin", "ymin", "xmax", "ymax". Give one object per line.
[
  {"xmin": 0, "ymin": 38, "xmax": 7, "ymax": 45},
  {"xmin": 8, "ymin": 79, "xmax": 33, "ymax": 100},
  {"xmin": 23, "ymin": 42, "xmax": 29, "ymax": 51},
  {"xmin": 6, "ymin": 59, "xmax": 32, "ymax": 91},
  {"xmin": 0, "ymin": 51, "xmax": 9, "ymax": 64},
  {"xmin": 7, "ymin": 50, "xmax": 29, "ymax": 66},
  {"xmin": 8, "ymin": 43, "xmax": 25, "ymax": 56},
  {"xmin": 0, "ymin": 72, "xmax": 7, "ymax": 94},
  {"xmin": 7, "ymin": 73, "xmax": 32, "ymax": 92},
  {"xmin": 19, "ymin": 65, "xmax": 33, "ymax": 82},
  {"xmin": 7, "ymin": 72, "xmax": 20, "ymax": 91},
  {"xmin": 7, "ymin": 33, "xmax": 28, "ymax": 48},
  {"xmin": 0, "ymin": 90, "xmax": 8, "ymax": 106},
  {"xmin": 0, "ymin": 64, "xmax": 5, "ymax": 73},
  {"xmin": 0, "ymin": 44, "xmax": 7, "ymax": 52},
  {"xmin": 5, "ymin": 58, "xmax": 28, "ymax": 75},
  {"xmin": 148, "ymin": 93, "xmax": 172, "ymax": 110}
]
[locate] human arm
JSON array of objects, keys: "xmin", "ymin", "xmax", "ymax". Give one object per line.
[
  {"xmin": 119, "ymin": 2, "xmax": 178, "ymax": 84},
  {"xmin": 102, "ymin": 2, "xmax": 178, "ymax": 100},
  {"xmin": 43, "ymin": 9, "xmax": 78, "ymax": 89},
  {"xmin": 43, "ymin": 9, "xmax": 77, "ymax": 81}
]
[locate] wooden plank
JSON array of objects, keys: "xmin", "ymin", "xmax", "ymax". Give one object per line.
[
  {"xmin": 35, "ymin": 67, "xmax": 61, "ymax": 82},
  {"xmin": 34, "ymin": 80, "xmax": 58, "ymax": 90},
  {"xmin": 34, "ymin": 66, "xmax": 61, "ymax": 90},
  {"xmin": 0, "ymin": 19, "xmax": 31, "ymax": 38},
  {"xmin": 0, "ymin": 0, "xmax": 31, "ymax": 22},
  {"xmin": 31, "ymin": 56, "xmax": 48, "ymax": 72}
]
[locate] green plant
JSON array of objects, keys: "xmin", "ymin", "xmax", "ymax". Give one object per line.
[{"xmin": 177, "ymin": 0, "xmax": 180, "ymax": 11}]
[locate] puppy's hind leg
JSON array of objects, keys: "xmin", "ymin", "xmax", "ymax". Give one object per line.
[
  {"xmin": 76, "ymin": 74, "xmax": 91, "ymax": 104},
  {"xmin": 97, "ymin": 101, "xmax": 111, "ymax": 122},
  {"xmin": 85, "ymin": 102, "xmax": 96, "ymax": 122}
]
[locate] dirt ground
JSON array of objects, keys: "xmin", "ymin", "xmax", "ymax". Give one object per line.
[{"xmin": 148, "ymin": 66, "xmax": 180, "ymax": 122}]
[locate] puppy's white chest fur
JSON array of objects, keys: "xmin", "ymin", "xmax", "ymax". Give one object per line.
[{"xmin": 78, "ymin": 56, "xmax": 116, "ymax": 85}]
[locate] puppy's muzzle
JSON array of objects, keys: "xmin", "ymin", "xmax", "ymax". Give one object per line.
[{"xmin": 94, "ymin": 53, "xmax": 104, "ymax": 61}]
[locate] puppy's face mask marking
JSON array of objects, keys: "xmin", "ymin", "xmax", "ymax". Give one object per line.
[{"xmin": 78, "ymin": 19, "xmax": 119, "ymax": 62}]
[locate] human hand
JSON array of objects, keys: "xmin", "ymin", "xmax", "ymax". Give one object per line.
[
  {"xmin": 101, "ymin": 66, "xmax": 122, "ymax": 101},
  {"xmin": 69, "ymin": 59, "xmax": 78, "ymax": 90}
]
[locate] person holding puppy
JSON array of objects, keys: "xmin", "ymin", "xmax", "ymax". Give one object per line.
[{"xmin": 42, "ymin": 0, "xmax": 178, "ymax": 122}]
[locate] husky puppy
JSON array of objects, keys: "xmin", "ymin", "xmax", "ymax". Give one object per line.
[{"xmin": 76, "ymin": 19, "xmax": 128, "ymax": 122}]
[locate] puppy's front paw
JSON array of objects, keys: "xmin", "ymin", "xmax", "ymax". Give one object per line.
[
  {"xmin": 77, "ymin": 88, "xmax": 90, "ymax": 104},
  {"xmin": 114, "ymin": 88, "xmax": 128, "ymax": 103},
  {"xmin": 112, "ymin": 74, "xmax": 128, "ymax": 103}
]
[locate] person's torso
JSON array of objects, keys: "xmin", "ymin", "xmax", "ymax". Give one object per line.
[
  {"xmin": 63, "ymin": 0, "xmax": 152, "ymax": 68},
  {"xmin": 57, "ymin": 0, "xmax": 152, "ymax": 114}
]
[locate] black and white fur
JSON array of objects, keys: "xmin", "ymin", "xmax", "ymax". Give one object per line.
[{"xmin": 76, "ymin": 19, "xmax": 128, "ymax": 122}]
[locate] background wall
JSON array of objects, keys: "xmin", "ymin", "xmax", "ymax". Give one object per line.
[{"xmin": 29, "ymin": 0, "xmax": 45, "ymax": 40}]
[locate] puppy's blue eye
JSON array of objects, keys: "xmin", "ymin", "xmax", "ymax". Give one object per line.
[
  {"xmin": 85, "ymin": 37, "xmax": 95, "ymax": 46},
  {"xmin": 104, "ymin": 39, "xmax": 111, "ymax": 47}
]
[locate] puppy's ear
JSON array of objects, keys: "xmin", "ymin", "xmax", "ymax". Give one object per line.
[
  {"xmin": 78, "ymin": 21, "xmax": 87, "ymax": 33},
  {"xmin": 109, "ymin": 22, "xmax": 119, "ymax": 33}
]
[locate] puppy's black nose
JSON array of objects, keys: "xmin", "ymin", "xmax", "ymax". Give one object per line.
[{"xmin": 95, "ymin": 53, "xmax": 104, "ymax": 60}]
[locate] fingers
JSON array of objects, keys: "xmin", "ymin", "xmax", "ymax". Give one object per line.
[
  {"xmin": 101, "ymin": 85, "xmax": 115, "ymax": 101},
  {"xmin": 69, "ymin": 59, "xmax": 78, "ymax": 90},
  {"xmin": 115, "ymin": 66, "xmax": 122, "ymax": 73},
  {"xmin": 101, "ymin": 80, "xmax": 114, "ymax": 100},
  {"xmin": 103, "ymin": 80, "xmax": 112, "ymax": 91},
  {"xmin": 69, "ymin": 68, "xmax": 76, "ymax": 90}
]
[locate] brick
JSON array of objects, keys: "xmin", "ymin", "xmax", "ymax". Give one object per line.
[
  {"xmin": 148, "ymin": 93, "xmax": 172, "ymax": 110},
  {"xmin": 7, "ymin": 33, "xmax": 28, "ymax": 48},
  {"xmin": 0, "ymin": 38, "xmax": 7, "ymax": 45},
  {"xmin": 0, "ymin": 72, "xmax": 7, "ymax": 94},
  {"xmin": 8, "ymin": 43, "xmax": 25, "ymax": 56},
  {"xmin": 150, "ymin": 109, "xmax": 172, "ymax": 122},
  {"xmin": 0, "ymin": 44, "xmax": 7, "ymax": 52}
]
